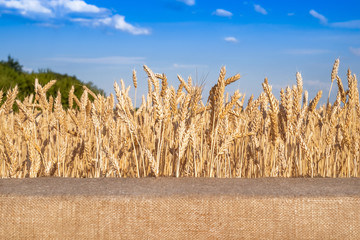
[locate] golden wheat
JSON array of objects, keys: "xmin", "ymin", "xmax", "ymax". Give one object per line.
[{"xmin": 0, "ymin": 60, "xmax": 359, "ymax": 178}]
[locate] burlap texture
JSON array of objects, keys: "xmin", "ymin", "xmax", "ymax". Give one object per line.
[{"xmin": 1, "ymin": 178, "xmax": 359, "ymax": 239}]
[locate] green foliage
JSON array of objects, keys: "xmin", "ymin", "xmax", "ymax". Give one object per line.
[
  {"xmin": 1, "ymin": 55, "xmax": 23, "ymax": 73},
  {"xmin": 0, "ymin": 56, "xmax": 105, "ymax": 109}
]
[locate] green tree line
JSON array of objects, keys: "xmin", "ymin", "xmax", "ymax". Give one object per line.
[{"xmin": 0, "ymin": 55, "xmax": 105, "ymax": 109}]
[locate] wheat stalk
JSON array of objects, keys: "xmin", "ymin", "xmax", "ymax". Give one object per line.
[{"xmin": 0, "ymin": 59, "xmax": 359, "ymax": 179}]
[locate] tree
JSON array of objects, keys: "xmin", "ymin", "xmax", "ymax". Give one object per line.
[
  {"xmin": 3, "ymin": 55, "xmax": 23, "ymax": 73},
  {"xmin": 0, "ymin": 56, "xmax": 105, "ymax": 109}
]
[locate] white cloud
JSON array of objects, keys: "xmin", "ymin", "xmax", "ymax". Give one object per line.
[
  {"xmin": 331, "ymin": 20, "xmax": 360, "ymax": 29},
  {"xmin": 284, "ymin": 49, "xmax": 329, "ymax": 55},
  {"xmin": 304, "ymin": 80, "xmax": 329, "ymax": 90},
  {"xmin": 213, "ymin": 9, "xmax": 232, "ymax": 17},
  {"xmin": 37, "ymin": 22, "xmax": 64, "ymax": 28},
  {"xmin": 173, "ymin": 63, "xmax": 207, "ymax": 69},
  {"xmin": 0, "ymin": 0, "xmax": 52, "ymax": 15},
  {"xmin": 350, "ymin": 47, "xmax": 360, "ymax": 56},
  {"xmin": 177, "ymin": 0, "xmax": 195, "ymax": 6},
  {"xmin": 110, "ymin": 15, "xmax": 150, "ymax": 35},
  {"xmin": 254, "ymin": 4, "xmax": 267, "ymax": 15},
  {"xmin": 48, "ymin": 56, "xmax": 146, "ymax": 65},
  {"xmin": 77, "ymin": 15, "xmax": 149, "ymax": 35},
  {"xmin": 308, "ymin": 10, "xmax": 360, "ymax": 29},
  {"xmin": 0, "ymin": 0, "xmax": 149, "ymax": 35},
  {"xmin": 49, "ymin": 0, "xmax": 103, "ymax": 13},
  {"xmin": 22, "ymin": 66, "xmax": 33, "ymax": 72},
  {"xmin": 309, "ymin": 9, "xmax": 328, "ymax": 24},
  {"xmin": 224, "ymin": 37, "xmax": 238, "ymax": 43}
]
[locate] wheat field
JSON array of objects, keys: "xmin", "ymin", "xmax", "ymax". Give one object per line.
[{"xmin": 0, "ymin": 59, "xmax": 359, "ymax": 178}]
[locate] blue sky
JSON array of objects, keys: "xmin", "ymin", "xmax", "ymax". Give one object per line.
[{"xmin": 0, "ymin": 0, "xmax": 359, "ymax": 104}]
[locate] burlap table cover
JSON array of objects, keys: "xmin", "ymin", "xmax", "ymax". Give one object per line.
[{"xmin": 1, "ymin": 178, "xmax": 359, "ymax": 239}]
